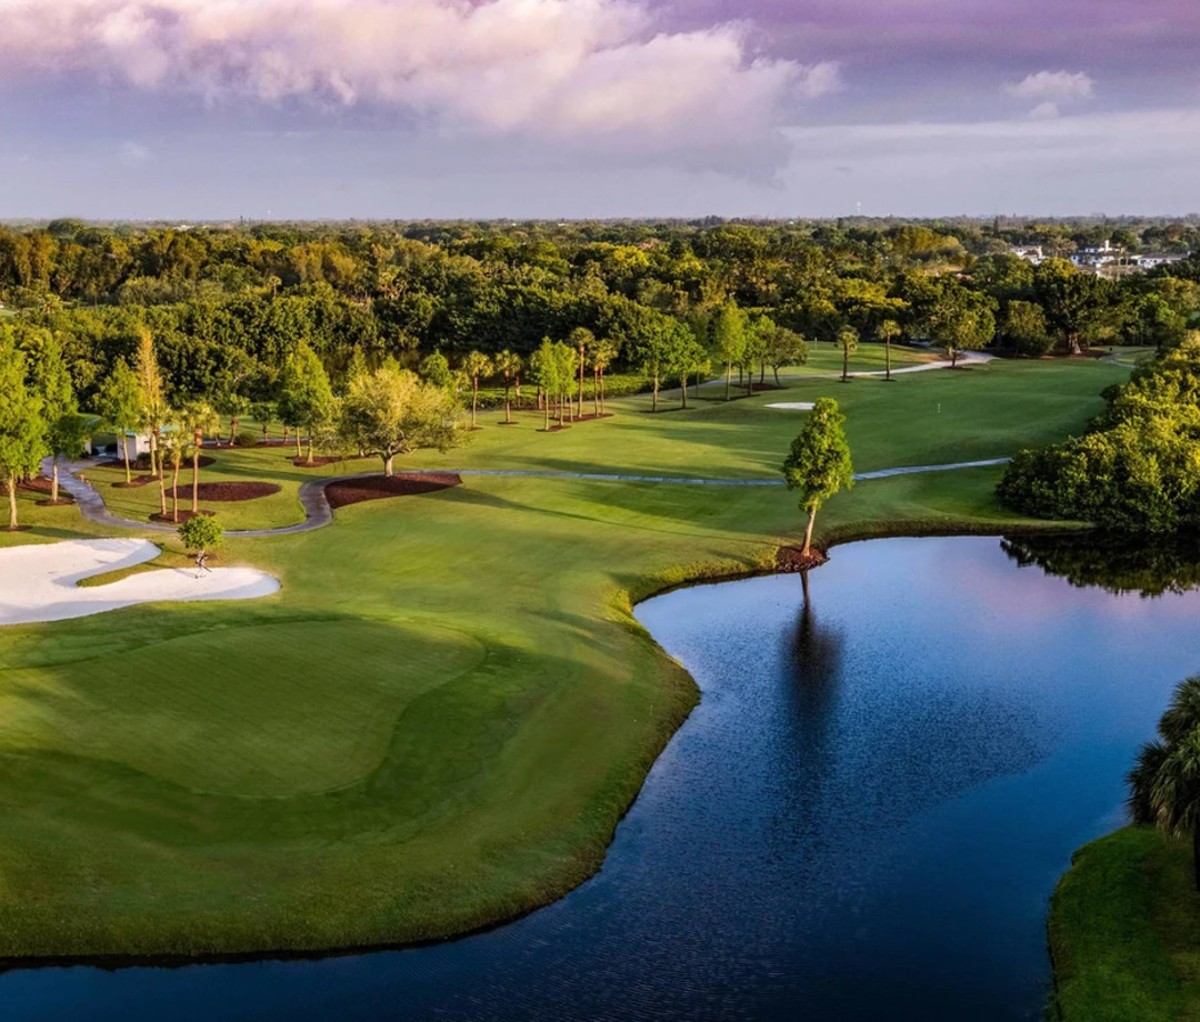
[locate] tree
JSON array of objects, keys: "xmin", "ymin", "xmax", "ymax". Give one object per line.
[
  {"xmin": 1034, "ymin": 258, "xmax": 1110, "ymax": 355},
  {"xmin": 180, "ymin": 400, "xmax": 219, "ymax": 513},
  {"xmin": 0, "ymin": 338, "xmax": 46, "ymax": 530},
  {"xmin": 711, "ymin": 301, "xmax": 747, "ymax": 400},
  {"xmin": 837, "ymin": 325, "xmax": 860, "ymax": 382},
  {"xmin": 568, "ymin": 327, "xmax": 594, "ymax": 419},
  {"xmin": 998, "ymin": 301, "xmax": 1052, "ymax": 357},
  {"xmin": 418, "ymin": 351, "xmax": 453, "ymax": 389},
  {"xmin": 134, "ymin": 329, "xmax": 167, "ymax": 482},
  {"xmin": 95, "ymin": 358, "xmax": 142, "ymax": 484},
  {"xmin": 635, "ymin": 318, "xmax": 688, "ymax": 413},
  {"xmin": 781, "ymin": 397, "xmax": 854, "ymax": 556},
  {"xmin": 927, "ymin": 283, "xmax": 996, "ymax": 367},
  {"xmin": 530, "ymin": 339, "xmax": 560, "ymax": 431},
  {"xmin": 590, "ymin": 336, "xmax": 620, "ymax": 416},
  {"xmin": 161, "ymin": 421, "xmax": 190, "ymax": 523},
  {"xmin": 461, "ymin": 350, "xmax": 493, "ymax": 430},
  {"xmin": 277, "ymin": 342, "xmax": 335, "ymax": 464},
  {"xmin": 178, "ymin": 513, "xmax": 223, "ymax": 559},
  {"xmin": 1128, "ymin": 675, "xmax": 1200, "ymax": 890},
  {"xmin": 340, "ymin": 363, "xmax": 461, "ymax": 475},
  {"xmin": 21, "ymin": 331, "xmax": 82, "ymax": 503},
  {"xmin": 675, "ymin": 336, "xmax": 710, "ymax": 410},
  {"xmin": 552, "ymin": 341, "xmax": 577, "ymax": 427},
  {"xmin": 763, "ymin": 325, "xmax": 808, "ymax": 386},
  {"xmin": 216, "ymin": 391, "xmax": 250, "ymax": 446},
  {"xmin": 251, "ymin": 401, "xmax": 276, "ymax": 442},
  {"xmin": 494, "ymin": 349, "xmax": 522, "ymax": 425},
  {"xmin": 874, "ymin": 319, "xmax": 901, "ymax": 382}
]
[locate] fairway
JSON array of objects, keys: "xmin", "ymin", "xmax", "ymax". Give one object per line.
[{"xmin": 0, "ymin": 356, "xmax": 1129, "ymax": 958}]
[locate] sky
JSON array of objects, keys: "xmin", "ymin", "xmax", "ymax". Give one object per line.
[{"xmin": 0, "ymin": 0, "xmax": 1196, "ymax": 220}]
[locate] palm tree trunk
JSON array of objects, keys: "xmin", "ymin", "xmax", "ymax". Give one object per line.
[
  {"xmin": 1193, "ymin": 825, "xmax": 1200, "ymax": 892},
  {"xmin": 543, "ymin": 400, "xmax": 550, "ymax": 431},
  {"xmin": 504, "ymin": 380, "xmax": 513, "ymax": 424},
  {"xmin": 192, "ymin": 450, "xmax": 200, "ymax": 513},
  {"xmin": 578, "ymin": 347, "xmax": 585, "ymax": 419},
  {"xmin": 51, "ymin": 457, "xmax": 60, "ymax": 504},
  {"xmin": 681, "ymin": 374, "xmax": 688, "ymax": 409},
  {"xmin": 295, "ymin": 430, "xmax": 302, "ymax": 458},
  {"xmin": 802, "ymin": 506, "xmax": 818, "ymax": 556},
  {"xmin": 121, "ymin": 433, "xmax": 132, "ymax": 483},
  {"xmin": 725, "ymin": 362, "xmax": 732, "ymax": 400},
  {"xmin": 171, "ymin": 463, "xmax": 180, "ymax": 523},
  {"xmin": 885, "ymin": 339, "xmax": 892, "ymax": 381},
  {"xmin": 842, "ymin": 348, "xmax": 849, "ymax": 382},
  {"xmin": 6, "ymin": 478, "xmax": 17, "ymax": 530},
  {"xmin": 652, "ymin": 372, "xmax": 659, "ymax": 412}
]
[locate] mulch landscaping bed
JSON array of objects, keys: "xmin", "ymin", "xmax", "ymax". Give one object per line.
[
  {"xmin": 149, "ymin": 509, "xmax": 214, "ymax": 524},
  {"xmin": 325, "ymin": 473, "xmax": 461, "ymax": 510},
  {"xmin": 18, "ymin": 477, "xmax": 75, "ymax": 506},
  {"xmin": 112, "ymin": 475, "xmax": 161, "ymax": 489},
  {"xmin": 776, "ymin": 546, "xmax": 830, "ymax": 572}
]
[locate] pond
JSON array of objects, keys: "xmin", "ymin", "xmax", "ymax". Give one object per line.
[{"xmin": 8, "ymin": 535, "xmax": 1200, "ymax": 1021}]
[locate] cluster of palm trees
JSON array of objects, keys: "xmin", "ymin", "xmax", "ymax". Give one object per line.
[
  {"xmin": 1129, "ymin": 674, "xmax": 1200, "ymax": 890},
  {"xmin": 96, "ymin": 332, "xmax": 224, "ymax": 523},
  {"xmin": 429, "ymin": 331, "xmax": 620, "ymax": 433}
]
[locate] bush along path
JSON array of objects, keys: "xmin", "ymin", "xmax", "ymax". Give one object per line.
[{"xmin": 49, "ymin": 455, "xmax": 1013, "ymax": 539}]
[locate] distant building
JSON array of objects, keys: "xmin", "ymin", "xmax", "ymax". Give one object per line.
[{"xmin": 1010, "ymin": 245, "xmax": 1044, "ymax": 265}]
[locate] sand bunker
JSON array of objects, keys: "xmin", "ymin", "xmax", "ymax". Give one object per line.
[
  {"xmin": 0, "ymin": 538, "xmax": 280, "ymax": 626},
  {"xmin": 765, "ymin": 402, "xmax": 816, "ymax": 411}
]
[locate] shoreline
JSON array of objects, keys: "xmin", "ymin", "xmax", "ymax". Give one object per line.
[{"xmin": 0, "ymin": 512, "xmax": 1088, "ymax": 974}]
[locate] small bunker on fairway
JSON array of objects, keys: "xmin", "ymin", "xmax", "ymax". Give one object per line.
[{"xmin": 325, "ymin": 473, "xmax": 462, "ymax": 510}]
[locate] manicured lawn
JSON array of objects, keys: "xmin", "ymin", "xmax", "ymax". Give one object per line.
[
  {"xmin": 1049, "ymin": 826, "xmax": 1200, "ymax": 1021},
  {"xmin": 0, "ymin": 356, "xmax": 1127, "ymax": 958}
]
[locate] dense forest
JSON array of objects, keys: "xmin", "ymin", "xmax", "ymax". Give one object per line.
[{"xmin": 1, "ymin": 217, "xmax": 1198, "ymax": 409}]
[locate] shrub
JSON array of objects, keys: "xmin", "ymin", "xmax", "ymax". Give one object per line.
[
  {"xmin": 178, "ymin": 514, "xmax": 223, "ymax": 552},
  {"xmin": 234, "ymin": 430, "xmax": 260, "ymax": 448}
]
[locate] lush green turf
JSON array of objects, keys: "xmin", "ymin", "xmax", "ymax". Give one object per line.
[
  {"xmin": 0, "ymin": 356, "xmax": 1127, "ymax": 958},
  {"xmin": 1048, "ymin": 826, "xmax": 1200, "ymax": 1021}
]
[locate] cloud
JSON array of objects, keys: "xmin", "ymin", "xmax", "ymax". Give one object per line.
[
  {"xmin": 0, "ymin": 0, "xmax": 837, "ymax": 167},
  {"xmin": 1005, "ymin": 70, "xmax": 1095, "ymax": 103},
  {"xmin": 118, "ymin": 140, "xmax": 151, "ymax": 166}
]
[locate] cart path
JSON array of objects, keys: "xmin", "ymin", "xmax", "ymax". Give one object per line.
[{"xmin": 45, "ymin": 455, "xmax": 1012, "ymax": 539}]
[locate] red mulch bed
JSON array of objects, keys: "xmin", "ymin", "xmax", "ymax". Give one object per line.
[
  {"xmin": 177, "ymin": 481, "xmax": 281, "ymax": 502},
  {"xmin": 18, "ymin": 477, "xmax": 75, "ymax": 505},
  {"xmin": 149, "ymin": 509, "xmax": 214, "ymax": 524},
  {"xmin": 325, "ymin": 473, "xmax": 461, "ymax": 510},
  {"xmin": 112, "ymin": 475, "xmax": 161, "ymax": 489},
  {"xmin": 776, "ymin": 546, "xmax": 830, "ymax": 572}
]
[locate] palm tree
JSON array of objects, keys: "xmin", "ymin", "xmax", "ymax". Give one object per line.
[
  {"xmin": 161, "ymin": 425, "xmax": 189, "ymax": 523},
  {"xmin": 837, "ymin": 325, "xmax": 860, "ymax": 383},
  {"xmin": 590, "ymin": 337, "xmax": 620, "ymax": 416},
  {"xmin": 462, "ymin": 351, "xmax": 493, "ymax": 430},
  {"xmin": 251, "ymin": 401, "xmax": 276, "ymax": 443},
  {"xmin": 876, "ymin": 319, "xmax": 902, "ymax": 382},
  {"xmin": 181, "ymin": 400, "xmax": 220, "ymax": 514},
  {"xmin": 1128, "ymin": 675, "xmax": 1200, "ymax": 890},
  {"xmin": 494, "ymin": 350, "xmax": 522, "ymax": 425},
  {"xmin": 568, "ymin": 327, "xmax": 594, "ymax": 420}
]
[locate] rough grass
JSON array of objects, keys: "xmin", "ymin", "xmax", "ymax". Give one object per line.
[
  {"xmin": 1048, "ymin": 826, "xmax": 1200, "ymax": 1021},
  {"xmin": 0, "ymin": 355, "xmax": 1127, "ymax": 959}
]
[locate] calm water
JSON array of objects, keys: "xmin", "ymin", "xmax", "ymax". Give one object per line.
[{"xmin": 8, "ymin": 535, "xmax": 1200, "ymax": 1021}]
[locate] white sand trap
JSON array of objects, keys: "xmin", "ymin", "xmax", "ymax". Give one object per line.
[
  {"xmin": 0, "ymin": 538, "xmax": 280, "ymax": 625},
  {"xmin": 765, "ymin": 402, "xmax": 816, "ymax": 411}
]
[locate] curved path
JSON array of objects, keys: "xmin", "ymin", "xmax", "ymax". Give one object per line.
[{"xmin": 47, "ymin": 455, "xmax": 1012, "ymax": 539}]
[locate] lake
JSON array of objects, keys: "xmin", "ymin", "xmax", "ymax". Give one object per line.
[{"xmin": 7, "ymin": 535, "xmax": 1200, "ymax": 1021}]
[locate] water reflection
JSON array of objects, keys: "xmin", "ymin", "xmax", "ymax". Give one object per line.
[{"xmin": 1002, "ymin": 532, "xmax": 1200, "ymax": 597}]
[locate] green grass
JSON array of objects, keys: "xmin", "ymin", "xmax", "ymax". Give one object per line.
[
  {"xmin": 1049, "ymin": 826, "xmax": 1200, "ymax": 1021},
  {"xmin": 0, "ymin": 356, "xmax": 1129, "ymax": 959}
]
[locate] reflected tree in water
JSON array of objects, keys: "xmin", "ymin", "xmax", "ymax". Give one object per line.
[{"xmin": 1001, "ymin": 533, "xmax": 1200, "ymax": 598}]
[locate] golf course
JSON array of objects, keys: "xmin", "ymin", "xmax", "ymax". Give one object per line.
[{"xmin": 0, "ymin": 351, "xmax": 1127, "ymax": 960}]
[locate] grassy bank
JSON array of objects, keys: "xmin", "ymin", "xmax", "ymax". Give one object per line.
[
  {"xmin": 1048, "ymin": 826, "xmax": 1200, "ymax": 1021},
  {"xmin": 0, "ymin": 356, "xmax": 1126, "ymax": 959}
]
